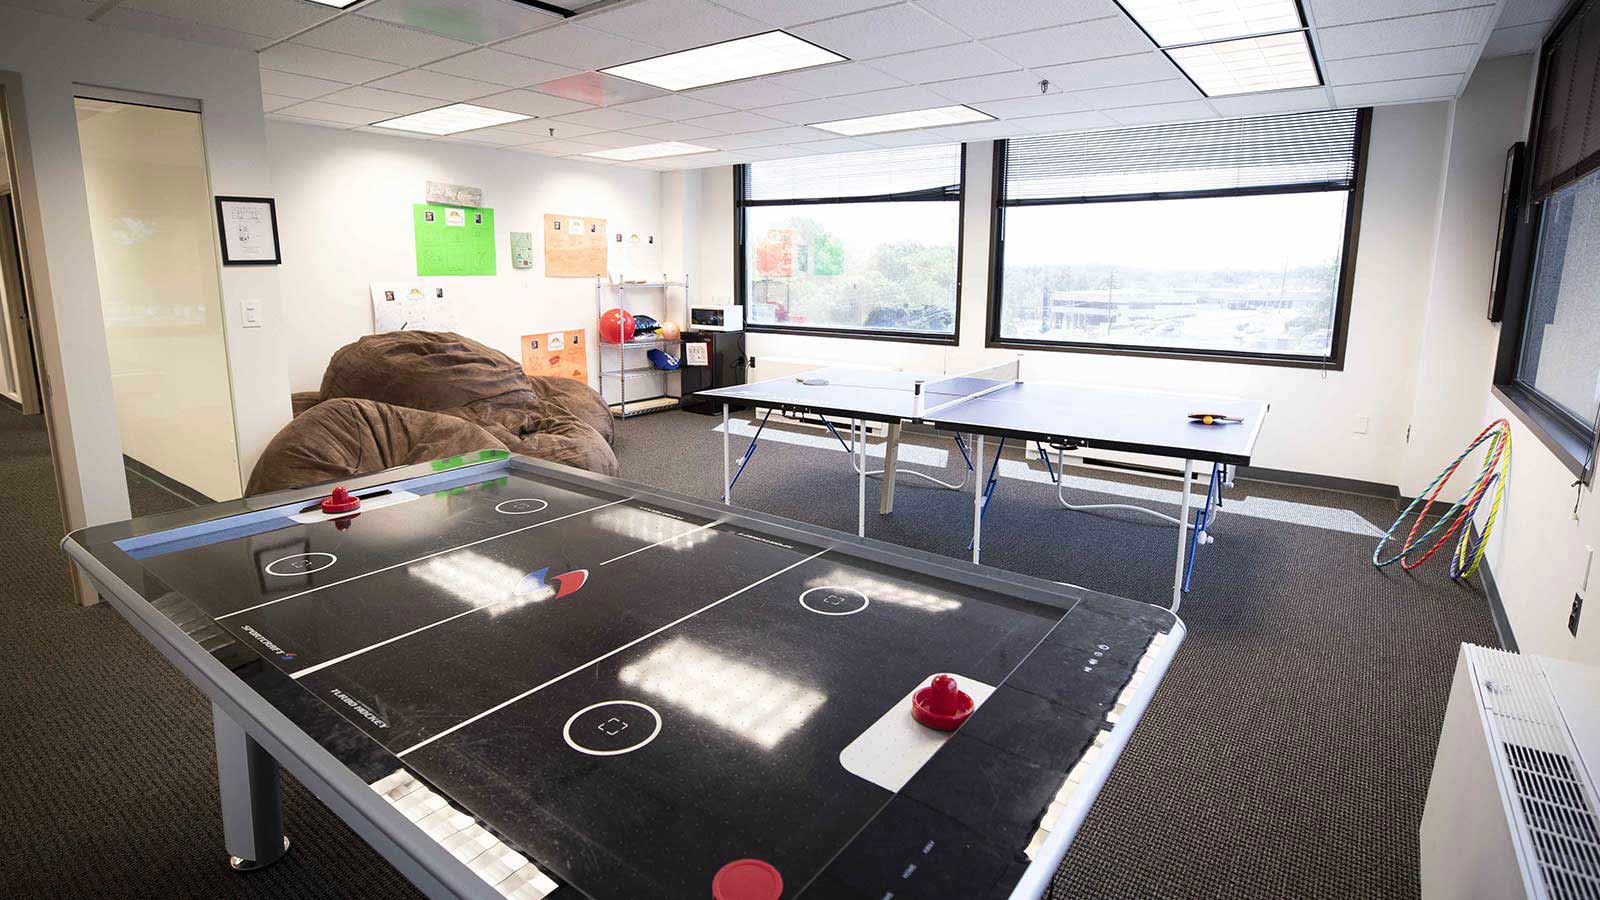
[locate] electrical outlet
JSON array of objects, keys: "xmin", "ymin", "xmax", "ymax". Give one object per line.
[
  {"xmin": 1572, "ymin": 593, "xmax": 1585, "ymax": 637},
  {"xmin": 1353, "ymin": 416, "xmax": 1369, "ymax": 434}
]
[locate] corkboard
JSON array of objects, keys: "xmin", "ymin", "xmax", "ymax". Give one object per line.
[
  {"xmin": 542, "ymin": 214, "xmax": 607, "ymax": 277},
  {"xmin": 520, "ymin": 330, "xmax": 589, "ymax": 384}
]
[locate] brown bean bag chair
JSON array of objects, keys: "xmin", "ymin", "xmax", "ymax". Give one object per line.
[
  {"xmin": 312, "ymin": 331, "xmax": 617, "ymax": 476},
  {"xmin": 247, "ymin": 398, "xmax": 508, "ymax": 495}
]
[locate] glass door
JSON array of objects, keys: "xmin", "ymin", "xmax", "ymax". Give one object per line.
[{"xmin": 75, "ymin": 95, "xmax": 242, "ymax": 504}]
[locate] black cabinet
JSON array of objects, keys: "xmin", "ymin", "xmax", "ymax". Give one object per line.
[{"xmin": 678, "ymin": 331, "xmax": 746, "ymax": 414}]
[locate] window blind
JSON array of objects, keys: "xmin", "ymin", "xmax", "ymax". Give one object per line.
[
  {"xmin": 1532, "ymin": 0, "xmax": 1600, "ymax": 200},
  {"xmin": 743, "ymin": 144, "xmax": 962, "ymax": 203},
  {"xmin": 1003, "ymin": 109, "xmax": 1363, "ymax": 203}
]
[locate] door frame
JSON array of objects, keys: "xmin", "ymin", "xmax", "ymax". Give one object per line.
[{"xmin": 0, "ymin": 96, "xmax": 43, "ymax": 415}]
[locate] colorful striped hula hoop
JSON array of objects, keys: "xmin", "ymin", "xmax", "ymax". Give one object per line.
[{"xmin": 1373, "ymin": 419, "xmax": 1511, "ymax": 579}]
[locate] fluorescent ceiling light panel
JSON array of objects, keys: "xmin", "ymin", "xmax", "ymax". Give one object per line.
[
  {"xmin": 373, "ymin": 103, "xmax": 531, "ymax": 135},
  {"xmin": 583, "ymin": 141, "xmax": 715, "ymax": 160},
  {"xmin": 305, "ymin": 0, "xmax": 362, "ymax": 8},
  {"xmin": 601, "ymin": 31, "xmax": 845, "ymax": 92},
  {"xmin": 1119, "ymin": 0, "xmax": 1303, "ymax": 46},
  {"xmin": 1166, "ymin": 31, "xmax": 1320, "ymax": 96},
  {"xmin": 810, "ymin": 105, "xmax": 992, "ymax": 136}
]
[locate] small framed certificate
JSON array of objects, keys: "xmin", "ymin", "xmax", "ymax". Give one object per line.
[{"xmin": 214, "ymin": 196, "xmax": 281, "ymax": 266}]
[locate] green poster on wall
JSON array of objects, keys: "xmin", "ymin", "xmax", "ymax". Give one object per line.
[{"xmin": 414, "ymin": 204, "xmax": 496, "ymax": 276}]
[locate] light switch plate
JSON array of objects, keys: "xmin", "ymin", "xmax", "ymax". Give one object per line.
[{"xmin": 242, "ymin": 299, "xmax": 261, "ymax": 328}]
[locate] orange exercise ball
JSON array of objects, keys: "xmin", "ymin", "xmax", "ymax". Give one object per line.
[
  {"xmin": 658, "ymin": 320, "xmax": 681, "ymax": 341},
  {"xmin": 599, "ymin": 308, "xmax": 635, "ymax": 343}
]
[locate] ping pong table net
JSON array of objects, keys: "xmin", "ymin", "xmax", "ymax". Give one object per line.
[{"xmin": 913, "ymin": 358, "xmax": 1022, "ymax": 417}]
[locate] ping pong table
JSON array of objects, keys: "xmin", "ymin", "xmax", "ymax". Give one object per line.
[
  {"xmin": 62, "ymin": 450, "xmax": 1183, "ymax": 900},
  {"xmin": 698, "ymin": 358, "xmax": 1268, "ymax": 609}
]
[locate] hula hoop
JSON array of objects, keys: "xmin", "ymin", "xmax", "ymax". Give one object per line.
[{"xmin": 1373, "ymin": 419, "xmax": 1511, "ymax": 580}]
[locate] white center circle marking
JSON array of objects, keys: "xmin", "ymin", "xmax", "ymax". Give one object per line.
[
  {"xmin": 799, "ymin": 585, "xmax": 869, "ymax": 616},
  {"xmin": 495, "ymin": 498, "xmax": 550, "ymax": 516},
  {"xmin": 563, "ymin": 700, "xmax": 662, "ymax": 757},
  {"xmin": 265, "ymin": 552, "xmax": 337, "ymax": 577}
]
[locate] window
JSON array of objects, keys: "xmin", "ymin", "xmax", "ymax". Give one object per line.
[
  {"xmin": 1495, "ymin": 0, "xmax": 1600, "ymax": 473},
  {"xmin": 735, "ymin": 145, "xmax": 964, "ymax": 341},
  {"xmin": 989, "ymin": 108, "xmax": 1368, "ymax": 366}
]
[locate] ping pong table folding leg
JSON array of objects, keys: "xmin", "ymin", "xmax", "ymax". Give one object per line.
[
  {"xmin": 1169, "ymin": 460, "xmax": 1194, "ymax": 611},
  {"xmin": 723, "ymin": 405, "xmax": 773, "ymax": 503},
  {"xmin": 212, "ymin": 704, "xmax": 290, "ymax": 871},
  {"xmin": 1182, "ymin": 465, "xmax": 1226, "ymax": 593}
]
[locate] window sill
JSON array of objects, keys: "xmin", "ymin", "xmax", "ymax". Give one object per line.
[
  {"xmin": 744, "ymin": 323, "xmax": 958, "ymax": 345},
  {"xmin": 1491, "ymin": 383, "xmax": 1594, "ymax": 480},
  {"xmin": 985, "ymin": 337, "xmax": 1343, "ymax": 370}
]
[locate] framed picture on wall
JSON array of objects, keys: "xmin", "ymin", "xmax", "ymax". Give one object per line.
[{"xmin": 214, "ymin": 196, "xmax": 281, "ymax": 266}]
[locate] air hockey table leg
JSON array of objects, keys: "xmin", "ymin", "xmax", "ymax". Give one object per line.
[
  {"xmin": 213, "ymin": 703, "xmax": 290, "ymax": 871},
  {"xmin": 1171, "ymin": 459, "xmax": 1194, "ymax": 612}
]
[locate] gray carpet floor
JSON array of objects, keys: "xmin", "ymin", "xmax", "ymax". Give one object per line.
[{"xmin": 1, "ymin": 403, "xmax": 1498, "ymax": 899}]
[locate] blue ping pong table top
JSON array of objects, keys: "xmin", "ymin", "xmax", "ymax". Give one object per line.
[
  {"xmin": 63, "ymin": 454, "xmax": 1183, "ymax": 900},
  {"xmin": 698, "ymin": 367, "xmax": 1267, "ymax": 465}
]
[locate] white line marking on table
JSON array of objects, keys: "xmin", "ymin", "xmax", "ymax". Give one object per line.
[
  {"xmin": 291, "ymin": 605, "xmax": 490, "ymax": 679},
  {"xmin": 597, "ymin": 520, "xmax": 724, "ymax": 567},
  {"xmin": 217, "ymin": 497, "xmax": 633, "ymax": 621},
  {"xmin": 395, "ymin": 547, "xmax": 831, "ymax": 758}
]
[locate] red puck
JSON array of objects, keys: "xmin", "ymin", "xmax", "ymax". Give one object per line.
[
  {"xmin": 321, "ymin": 486, "xmax": 360, "ymax": 514},
  {"xmin": 712, "ymin": 859, "xmax": 782, "ymax": 900},
  {"xmin": 911, "ymin": 674, "xmax": 974, "ymax": 731}
]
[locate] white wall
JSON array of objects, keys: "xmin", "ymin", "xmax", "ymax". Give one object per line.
[
  {"xmin": 683, "ymin": 102, "xmax": 1453, "ymax": 487},
  {"xmin": 266, "ymin": 122, "xmax": 663, "ymax": 396},
  {"xmin": 0, "ymin": 6, "xmax": 288, "ymax": 557}
]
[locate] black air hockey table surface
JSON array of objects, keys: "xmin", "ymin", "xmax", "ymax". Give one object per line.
[{"xmin": 62, "ymin": 451, "xmax": 1183, "ymax": 900}]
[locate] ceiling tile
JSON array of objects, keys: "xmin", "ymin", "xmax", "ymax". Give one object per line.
[
  {"xmin": 1308, "ymin": 0, "xmax": 1481, "ymax": 28},
  {"xmin": 628, "ymin": 121, "xmax": 724, "ymax": 141},
  {"xmin": 1, "ymin": 1, "xmax": 100, "ymax": 18},
  {"xmin": 762, "ymin": 61, "xmax": 907, "ymax": 96},
  {"xmin": 1324, "ymin": 44, "xmax": 1476, "ymax": 84},
  {"xmin": 259, "ymin": 69, "xmax": 347, "ymax": 100},
  {"xmin": 1208, "ymin": 86, "xmax": 1331, "ymax": 116},
  {"xmin": 271, "ymin": 113, "xmax": 358, "ymax": 130},
  {"xmin": 259, "ymin": 43, "xmax": 407, "ymax": 84},
  {"xmin": 1071, "ymin": 78, "xmax": 1201, "ymax": 108},
  {"xmin": 318, "ymin": 85, "xmax": 440, "ymax": 114},
  {"xmin": 1104, "ymin": 99, "xmax": 1218, "ymax": 126},
  {"xmin": 262, "ymin": 93, "xmax": 300, "ymax": 112},
  {"xmin": 1014, "ymin": 109, "xmax": 1118, "ymax": 132},
  {"xmin": 369, "ymin": 68, "xmax": 502, "ymax": 101},
  {"xmin": 475, "ymin": 89, "xmax": 593, "ymax": 117},
  {"xmin": 122, "ymin": 0, "xmax": 333, "ymax": 39},
  {"xmin": 1482, "ymin": 22, "xmax": 1546, "ymax": 58},
  {"xmin": 860, "ymin": 128, "xmax": 951, "ymax": 146},
  {"xmin": 1496, "ymin": 0, "xmax": 1566, "ymax": 28},
  {"xmin": 793, "ymin": 5, "xmax": 967, "ymax": 59},
  {"xmin": 497, "ymin": 118, "xmax": 604, "ymax": 139},
  {"xmin": 926, "ymin": 120, "xmax": 1023, "ymax": 140},
  {"xmin": 455, "ymin": 125, "xmax": 542, "ymax": 145},
  {"xmin": 740, "ymin": 125, "xmax": 840, "ymax": 145},
  {"xmin": 685, "ymin": 109, "xmax": 788, "ymax": 132},
  {"xmin": 916, "ymin": 0, "xmax": 1121, "ymax": 39},
  {"xmin": 840, "ymin": 85, "xmax": 952, "ymax": 115},
  {"xmin": 497, "ymin": 23, "xmax": 660, "ymax": 70},
  {"xmin": 709, "ymin": 1, "xmax": 889, "ymax": 28},
  {"xmin": 928, "ymin": 70, "xmax": 1056, "ymax": 103},
  {"xmin": 425, "ymin": 48, "xmax": 578, "ymax": 87},
  {"xmin": 612, "ymin": 93, "xmax": 731, "ymax": 120},
  {"xmin": 1033, "ymin": 52, "xmax": 1183, "ymax": 92},
  {"xmin": 972, "ymin": 92, "xmax": 1088, "ymax": 118},
  {"xmin": 293, "ymin": 14, "xmax": 478, "ymax": 66},
  {"xmin": 579, "ymin": 0, "xmax": 766, "ymax": 51},
  {"xmin": 789, "ymin": 137, "xmax": 878, "ymax": 153},
  {"xmin": 533, "ymin": 72, "xmax": 666, "ymax": 107},
  {"xmin": 359, "ymin": 0, "xmax": 558, "ymax": 44},
  {"xmin": 277, "ymin": 100, "xmax": 389, "ymax": 126},
  {"xmin": 522, "ymin": 138, "xmax": 607, "ymax": 155},
  {"xmin": 569, "ymin": 131, "xmax": 659, "ymax": 149},
  {"xmin": 702, "ymin": 131, "xmax": 777, "ymax": 149},
  {"xmin": 869, "ymin": 41, "xmax": 1019, "ymax": 83},
  {"xmin": 95, "ymin": 7, "xmax": 269, "ymax": 50},
  {"xmin": 683, "ymin": 79, "xmax": 815, "ymax": 109},
  {"xmin": 1331, "ymin": 73, "xmax": 1463, "ymax": 105},
  {"xmin": 754, "ymin": 97, "xmax": 869, "ymax": 124},
  {"xmin": 549, "ymin": 106, "xmax": 664, "ymax": 131},
  {"xmin": 1317, "ymin": 7, "xmax": 1498, "ymax": 60},
  {"xmin": 983, "ymin": 16, "xmax": 1154, "ymax": 68}
]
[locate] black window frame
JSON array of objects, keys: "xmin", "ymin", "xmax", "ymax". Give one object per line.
[
  {"xmin": 733, "ymin": 144, "xmax": 967, "ymax": 345},
  {"xmin": 1492, "ymin": 0, "xmax": 1600, "ymax": 479},
  {"xmin": 985, "ymin": 107, "xmax": 1371, "ymax": 369}
]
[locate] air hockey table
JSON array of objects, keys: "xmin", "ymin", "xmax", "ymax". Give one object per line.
[{"xmin": 62, "ymin": 450, "xmax": 1184, "ymax": 900}]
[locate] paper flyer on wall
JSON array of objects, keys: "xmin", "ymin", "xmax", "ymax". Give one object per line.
[{"xmin": 370, "ymin": 282, "xmax": 460, "ymax": 334}]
